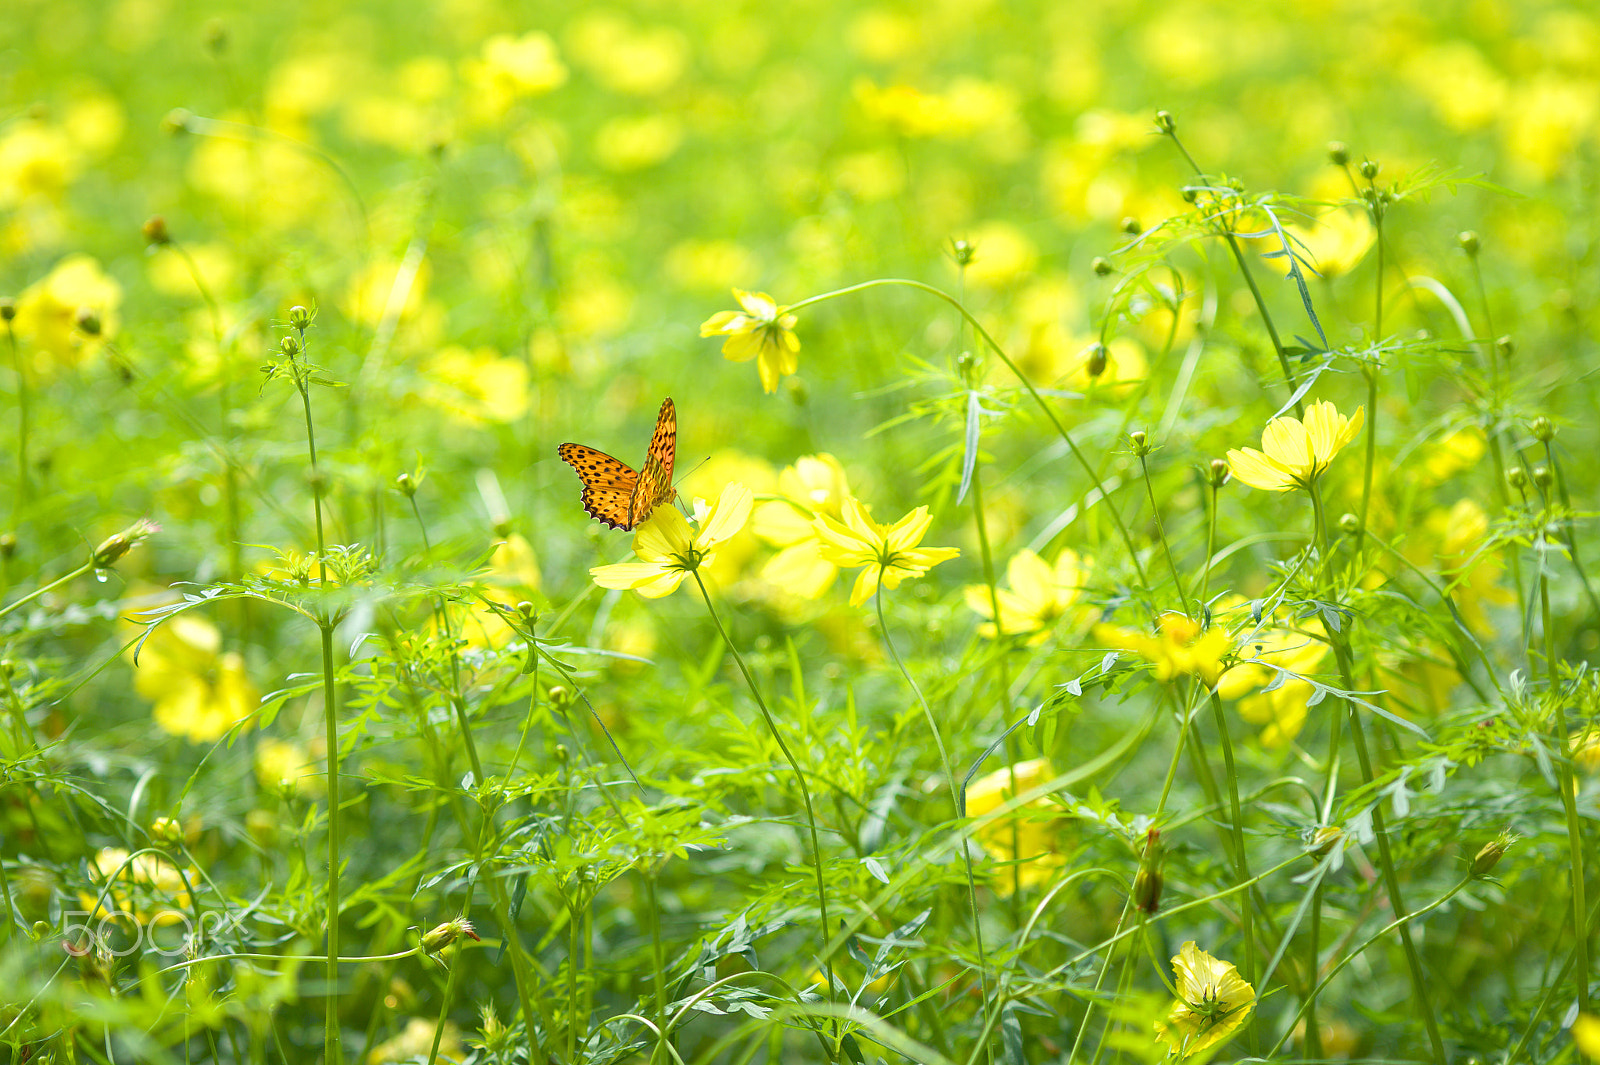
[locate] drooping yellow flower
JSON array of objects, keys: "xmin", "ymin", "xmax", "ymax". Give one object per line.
[
  {"xmin": 78, "ymin": 847, "xmax": 194, "ymax": 924},
  {"xmin": 1096, "ymin": 613, "xmax": 1231, "ymax": 686},
  {"xmin": 1226, "ymin": 400, "xmax": 1365, "ymax": 492},
  {"xmin": 699, "ymin": 289, "xmax": 800, "ymax": 393},
  {"xmin": 1155, "ymin": 942, "xmax": 1256, "ymax": 1059},
  {"xmin": 754, "ymin": 454, "xmax": 852, "ymax": 599},
  {"xmin": 812, "ymin": 497, "xmax": 960, "ymax": 607},
  {"xmin": 1262, "ymin": 207, "xmax": 1375, "ymax": 281},
  {"xmin": 964, "ymin": 549, "xmax": 1087, "ymax": 644},
  {"xmin": 966, "ymin": 757, "xmax": 1069, "ymax": 892},
  {"xmin": 591, "ymin": 484, "xmax": 753, "ymax": 598},
  {"xmin": 128, "ymin": 614, "xmax": 259, "ymax": 743}
]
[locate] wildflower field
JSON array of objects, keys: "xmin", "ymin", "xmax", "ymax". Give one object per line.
[{"xmin": 5, "ymin": 0, "xmax": 1600, "ymax": 1061}]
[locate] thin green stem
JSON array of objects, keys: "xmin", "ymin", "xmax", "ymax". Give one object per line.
[
  {"xmin": 691, "ymin": 572, "xmax": 838, "ymax": 1037},
  {"xmin": 646, "ymin": 873, "xmax": 668, "ymax": 1064},
  {"xmin": 0, "ymin": 560, "xmax": 95, "ymax": 621},
  {"xmin": 1546, "ymin": 571, "xmax": 1591, "ymax": 1017},
  {"xmin": 1065, "ymin": 900, "xmax": 1135, "ymax": 1065},
  {"xmin": 873, "ymin": 584, "xmax": 994, "ymax": 1065},
  {"xmin": 319, "ymin": 620, "xmax": 342, "ymax": 1065},
  {"xmin": 1208, "ymin": 689, "xmax": 1256, "ymax": 993},
  {"xmin": 1137, "ymin": 450, "xmax": 1191, "ymax": 616}
]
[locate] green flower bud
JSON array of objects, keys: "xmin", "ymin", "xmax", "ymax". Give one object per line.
[
  {"xmin": 516, "ymin": 601, "xmax": 537, "ymax": 621},
  {"xmin": 279, "ymin": 335, "xmax": 300, "ymax": 357},
  {"xmin": 1154, "ymin": 110, "xmax": 1176, "ymax": 134},
  {"xmin": 1133, "ymin": 829, "xmax": 1163, "ymax": 913},
  {"xmin": 0, "ymin": 298, "xmax": 15, "ymax": 322},
  {"xmin": 1470, "ymin": 830, "xmax": 1518, "ymax": 878},
  {"xmin": 1120, "ymin": 216, "xmax": 1141, "ymax": 235},
  {"xmin": 1457, "ymin": 230, "xmax": 1480, "ymax": 257},
  {"xmin": 1531, "ymin": 416, "xmax": 1554, "ymax": 443},
  {"xmin": 1533, "ymin": 465, "xmax": 1552, "ymax": 490},
  {"xmin": 288, "ymin": 305, "xmax": 313, "ymax": 330},
  {"xmin": 74, "ymin": 308, "xmax": 102, "ymax": 336},
  {"xmin": 142, "ymin": 215, "xmax": 171, "ymax": 246},
  {"xmin": 949, "ymin": 238, "xmax": 976, "ymax": 267},
  {"xmin": 161, "ymin": 108, "xmax": 194, "ymax": 135},
  {"xmin": 1307, "ymin": 825, "xmax": 1343, "ymax": 860},
  {"xmin": 395, "ymin": 473, "xmax": 416, "ymax": 497},
  {"xmin": 93, "ymin": 519, "xmax": 158, "ymax": 567},
  {"xmin": 0, "ymin": 532, "xmax": 16, "ymax": 559},
  {"xmin": 549, "ymin": 685, "xmax": 572, "ymax": 710},
  {"xmin": 1207, "ymin": 458, "xmax": 1229, "ymax": 488},
  {"xmin": 1092, "ymin": 256, "xmax": 1113, "ymax": 277},
  {"xmin": 1507, "ymin": 467, "xmax": 1528, "ymax": 491},
  {"xmin": 1327, "ymin": 141, "xmax": 1349, "ymax": 166},
  {"xmin": 1358, "ymin": 159, "xmax": 1379, "ymax": 180},
  {"xmin": 1339, "ymin": 513, "xmax": 1360, "ymax": 535},
  {"xmin": 1085, "ymin": 342, "xmax": 1107, "ymax": 379},
  {"xmin": 422, "ymin": 917, "xmax": 480, "ymax": 954},
  {"xmin": 1128, "ymin": 429, "xmax": 1149, "ymax": 456},
  {"xmin": 1495, "ymin": 335, "xmax": 1514, "ymax": 360}
]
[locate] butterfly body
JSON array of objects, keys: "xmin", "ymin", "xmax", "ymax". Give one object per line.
[{"xmin": 558, "ymin": 398, "xmax": 678, "ymax": 530}]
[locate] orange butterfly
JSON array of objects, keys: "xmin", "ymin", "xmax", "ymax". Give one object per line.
[{"xmin": 558, "ymin": 398, "xmax": 678, "ymax": 530}]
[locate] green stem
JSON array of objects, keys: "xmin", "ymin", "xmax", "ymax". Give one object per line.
[
  {"xmin": 785, "ymin": 278, "xmax": 1147, "ymax": 586},
  {"xmin": 1546, "ymin": 572, "xmax": 1591, "ymax": 1017},
  {"xmin": 691, "ymin": 572, "xmax": 838, "ymax": 1038},
  {"xmin": 873, "ymin": 584, "xmax": 994, "ymax": 1065},
  {"xmin": 646, "ymin": 873, "xmax": 668, "ymax": 1064},
  {"xmin": 0, "ymin": 560, "xmax": 95, "ymax": 621},
  {"xmin": 1208, "ymin": 689, "xmax": 1256, "ymax": 993},
  {"xmin": 320, "ymin": 620, "xmax": 342, "ymax": 1065},
  {"xmin": 1065, "ymin": 900, "xmax": 1135, "ymax": 1065},
  {"xmin": 1137, "ymin": 450, "xmax": 1192, "ymax": 616},
  {"xmin": 1543, "ymin": 439, "xmax": 1600, "ymax": 623}
]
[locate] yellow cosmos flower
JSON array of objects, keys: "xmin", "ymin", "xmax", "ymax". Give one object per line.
[
  {"xmin": 14, "ymin": 254, "xmax": 122, "ymax": 375},
  {"xmin": 754, "ymin": 453, "xmax": 852, "ymax": 599},
  {"xmin": 255, "ymin": 737, "xmax": 325, "ymax": 797},
  {"xmin": 964, "ymin": 549, "xmax": 1087, "ymax": 644},
  {"xmin": 591, "ymin": 484, "xmax": 753, "ymax": 598},
  {"xmin": 1226, "ymin": 400, "xmax": 1365, "ymax": 492},
  {"xmin": 128, "ymin": 614, "xmax": 259, "ymax": 743},
  {"xmin": 812, "ymin": 497, "xmax": 960, "ymax": 607},
  {"xmin": 699, "ymin": 289, "xmax": 801, "ymax": 393},
  {"xmin": 78, "ymin": 847, "xmax": 195, "ymax": 924},
  {"xmin": 1096, "ymin": 613, "xmax": 1231, "ymax": 686},
  {"xmin": 1573, "ymin": 1013, "xmax": 1600, "ymax": 1059},
  {"xmin": 1263, "ymin": 207, "xmax": 1375, "ymax": 281},
  {"xmin": 1431, "ymin": 499, "xmax": 1513, "ymax": 637},
  {"xmin": 1155, "ymin": 942, "xmax": 1256, "ymax": 1059},
  {"xmin": 966, "ymin": 757, "xmax": 1069, "ymax": 892},
  {"xmin": 419, "ymin": 345, "xmax": 530, "ymax": 425}
]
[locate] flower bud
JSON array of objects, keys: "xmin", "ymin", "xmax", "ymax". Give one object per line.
[
  {"xmin": 1307, "ymin": 825, "xmax": 1343, "ymax": 860},
  {"xmin": 1207, "ymin": 458, "xmax": 1229, "ymax": 488},
  {"xmin": 1531, "ymin": 416, "xmax": 1554, "ymax": 443},
  {"xmin": 1092, "ymin": 256, "xmax": 1113, "ymax": 277},
  {"xmin": 94, "ymin": 519, "xmax": 159, "ymax": 567},
  {"xmin": 0, "ymin": 298, "xmax": 15, "ymax": 322},
  {"xmin": 422, "ymin": 917, "xmax": 480, "ymax": 954},
  {"xmin": 1495, "ymin": 335, "xmax": 1514, "ymax": 361},
  {"xmin": 1327, "ymin": 141, "xmax": 1349, "ymax": 166},
  {"xmin": 949, "ymin": 238, "xmax": 975, "ymax": 267},
  {"xmin": 1533, "ymin": 465, "xmax": 1552, "ymax": 490},
  {"xmin": 492, "ymin": 518, "xmax": 512, "ymax": 538},
  {"xmin": 1358, "ymin": 159, "xmax": 1379, "ymax": 180},
  {"xmin": 0, "ymin": 532, "xmax": 16, "ymax": 560},
  {"xmin": 1339, "ymin": 513, "xmax": 1360, "ymax": 535},
  {"xmin": 74, "ymin": 308, "xmax": 102, "ymax": 336},
  {"xmin": 554, "ymin": 743, "xmax": 569, "ymax": 764},
  {"xmin": 142, "ymin": 215, "xmax": 171, "ymax": 246},
  {"xmin": 32, "ymin": 921, "xmax": 51, "ymax": 942},
  {"xmin": 1133, "ymin": 829, "xmax": 1163, "ymax": 913},
  {"xmin": 1470, "ymin": 830, "xmax": 1518, "ymax": 878},
  {"xmin": 1181, "ymin": 187, "xmax": 1198, "ymax": 204},
  {"xmin": 395, "ymin": 472, "xmax": 416, "ymax": 497},
  {"xmin": 1120, "ymin": 216, "xmax": 1141, "ymax": 235},
  {"xmin": 548, "ymin": 685, "xmax": 572, "ymax": 710},
  {"xmin": 517, "ymin": 601, "xmax": 537, "ymax": 621},
  {"xmin": 1507, "ymin": 467, "xmax": 1528, "ymax": 491},
  {"xmin": 161, "ymin": 108, "xmax": 193, "ymax": 135},
  {"xmin": 1457, "ymin": 230, "xmax": 1480, "ymax": 257},
  {"xmin": 1128, "ymin": 429, "xmax": 1149, "ymax": 456},
  {"xmin": 1085, "ymin": 342, "xmax": 1107, "ymax": 378},
  {"xmin": 288, "ymin": 305, "xmax": 313, "ymax": 330},
  {"xmin": 279, "ymin": 335, "xmax": 300, "ymax": 357},
  {"xmin": 151, "ymin": 816, "xmax": 185, "ymax": 847},
  {"xmin": 1154, "ymin": 110, "xmax": 1176, "ymax": 134},
  {"xmin": 479, "ymin": 1004, "xmax": 511, "ymax": 1054}
]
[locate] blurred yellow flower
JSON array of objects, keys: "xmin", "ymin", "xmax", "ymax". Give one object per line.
[
  {"xmin": 964, "ymin": 548, "xmax": 1087, "ymax": 644},
  {"xmin": 1573, "ymin": 1014, "xmax": 1600, "ymax": 1059},
  {"xmin": 1263, "ymin": 207, "xmax": 1374, "ymax": 281},
  {"xmin": 367, "ymin": 1017, "xmax": 463, "ymax": 1064},
  {"xmin": 129, "ymin": 614, "xmax": 259, "ymax": 744},
  {"xmin": 813, "ymin": 497, "xmax": 960, "ymax": 607},
  {"xmin": 419, "ymin": 345, "xmax": 529, "ymax": 425},
  {"xmin": 1431, "ymin": 499, "xmax": 1513, "ymax": 637},
  {"xmin": 592, "ymin": 484, "xmax": 753, "ymax": 598},
  {"xmin": 959, "ymin": 221, "xmax": 1038, "ymax": 288},
  {"xmin": 79, "ymin": 847, "xmax": 195, "ymax": 924},
  {"xmin": 255, "ymin": 737, "xmax": 324, "ymax": 797},
  {"xmin": 755, "ymin": 454, "xmax": 852, "ymax": 599},
  {"xmin": 1155, "ymin": 942, "xmax": 1256, "ymax": 1059},
  {"xmin": 476, "ymin": 32, "xmax": 568, "ymax": 97},
  {"xmin": 854, "ymin": 80, "xmax": 954, "ymax": 137},
  {"xmin": 665, "ymin": 239, "xmax": 762, "ymax": 292},
  {"xmin": 0, "ymin": 120, "xmax": 79, "ymax": 206},
  {"xmin": 966, "ymin": 757, "xmax": 1069, "ymax": 892},
  {"xmin": 567, "ymin": 13, "xmax": 689, "ymax": 96},
  {"xmin": 700, "ymin": 289, "xmax": 800, "ymax": 393},
  {"xmin": 1216, "ymin": 610, "xmax": 1327, "ymax": 747},
  {"xmin": 1420, "ymin": 428, "xmax": 1486, "ymax": 486},
  {"xmin": 146, "ymin": 242, "xmax": 239, "ymax": 301},
  {"xmin": 13, "ymin": 254, "xmax": 122, "ymax": 374},
  {"xmin": 452, "ymin": 534, "xmax": 544, "ymax": 650},
  {"xmin": 593, "ymin": 113, "xmax": 683, "ymax": 171},
  {"xmin": 1095, "ymin": 613, "xmax": 1230, "ymax": 686},
  {"xmin": 342, "ymin": 257, "xmax": 432, "ymax": 331},
  {"xmin": 1226, "ymin": 401, "xmax": 1364, "ymax": 492}
]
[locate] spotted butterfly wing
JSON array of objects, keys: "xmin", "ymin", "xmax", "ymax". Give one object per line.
[{"xmin": 558, "ymin": 399, "xmax": 678, "ymax": 531}]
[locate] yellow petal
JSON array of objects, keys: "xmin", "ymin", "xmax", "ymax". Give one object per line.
[
  {"xmin": 590, "ymin": 561, "xmax": 671, "ymax": 590},
  {"xmin": 634, "ymin": 506, "xmax": 693, "ymax": 561},
  {"xmin": 699, "ymin": 482, "xmax": 753, "ymax": 546},
  {"xmin": 1226, "ymin": 447, "xmax": 1297, "ymax": 491}
]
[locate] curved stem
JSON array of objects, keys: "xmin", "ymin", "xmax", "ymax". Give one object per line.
[{"xmin": 0, "ymin": 560, "xmax": 95, "ymax": 621}]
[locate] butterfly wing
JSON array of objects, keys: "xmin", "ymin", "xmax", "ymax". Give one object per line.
[
  {"xmin": 558, "ymin": 442, "xmax": 641, "ymax": 530},
  {"xmin": 628, "ymin": 397, "xmax": 678, "ymax": 528}
]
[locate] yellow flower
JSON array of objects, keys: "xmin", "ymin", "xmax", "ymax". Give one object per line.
[
  {"xmin": 591, "ymin": 484, "xmax": 753, "ymax": 598},
  {"xmin": 128, "ymin": 614, "xmax": 259, "ymax": 744},
  {"xmin": 367, "ymin": 1017, "xmax": 463, "ymax": 1064},
  {"xmin": 700, "ymin": 289, "xmax": 801, "ymax": 393},
  {"xmin": 812, "ymin": 497, "xmax": 960, "ymax": 607},
  {"xmin": 461, "ymin": 31, "xmax": 567, "ymax": 122},
  {"xmin": 1216, "ymin": 610, "xmax": 1327, "ymax": 747},
  {"xmin": 419, "ymin": 345, "xmax": 530, "ymax": 425},
  {"xmin": 449, "ymin": 534, "xmax": 543, "ymax": 650},
  {"xmin": 1226, "ymin": 400, "xmax": 1365, "ymax": 492},
  {"xmin": 754, "ymin": 454, "xmax": 852, "ymax": 599},
  {"xmin": 1262, "ymin": 207, "xmax": 1375, "ymax": 281},
  {"xmin": 78, "ymin": 847, "xmax": 194, "ymax": 924},
  {"xmin": 0, "ymin": 120, "xmax": 80, "ymax": 206},
  {"xmin": 13, "ymin": 254, "xmax": 122, "ymax": 375},
  {"xmin": 964, "ymin": 549, "xmax": 1087, "ymax": 644},
  {"xmin": 1432, "ymin": 499, "xmax": 1513, "ymax": 637},
  {"xmin": 1573, "ymin": 1013, "xmax": 1600, "ymax": 1058},
  {"xmin": 255, "ymin": 737, "xmax": 325, "ymax": 797},
  {"xmin": 1096, "ymin": 613, "xmax": 1231, "ymax": 686},
  {"xmin": 1155, "ymin": 942, "xmax": 1256, "ymax": 1059},
  {"xmin": 966, "ymin": 758, "xmax": 1069, "ymax": 892}
]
